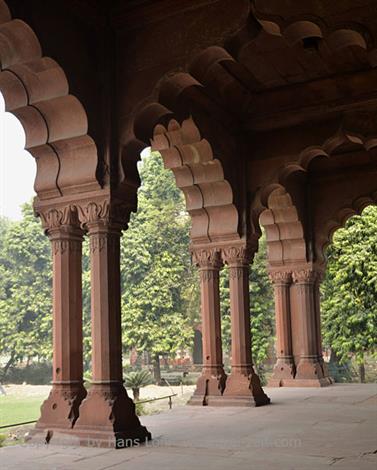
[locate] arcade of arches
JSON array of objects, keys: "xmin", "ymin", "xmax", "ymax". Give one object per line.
[{"xmin": 0, "ymin": 0, "xmax": 376, "ymax": 447}]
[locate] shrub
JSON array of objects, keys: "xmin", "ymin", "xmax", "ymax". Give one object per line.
[
  {"xmin": 124, "ymin": 369, "xmax": 153, "ymax": 401},
  {"xmin": 3, "ymin": 363, "xmax": 51, "ymax": 385}
]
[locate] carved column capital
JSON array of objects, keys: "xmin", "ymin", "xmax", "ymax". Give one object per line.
[
  {"xmin": 269, "ymin": 271, "xmax": 292, "ymax": 285},
  {"xmin": 192, "ymin": 248, "xmax": 222, "ymax": 270},
  {"xmin": 77, "ymin": 200, "xmax": 131, "ymax": 232},
  {"xmin": 221, "ymin": 245, "xmax": 254, "ymax": 267},
  {"xmin": 38, "ymin": 206, "xmax": 83, "ymax": 255},
  {"xmin": 292, "ymin": 269, "xmax": 316, "ymax": 284},
  {"xmin": 39, "ymin": 205, "xmax": 79, "ymax": 231},
  {"xmin": 77, "ymin": 200, "xmax": 110, "ymax": 227},
  {"xmin": 292, "ymin": 268, "xmax": 323, "ymax": 284}
]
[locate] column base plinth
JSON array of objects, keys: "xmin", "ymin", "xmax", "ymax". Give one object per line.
[
  {"xmin": 267, "ymin": 360, "xmax": 296, "ymax": 386},
  {"xmin": 269, "ymin": 377, "xmax": 333, "ymax": 387},
  {"xmin": 31, "ymin": 383, "xmax": 87, "ymax": 432},
  {"xmin": 296, "ymin": 359, "xmax": 327, "ymax": 380},
  {"xmin": 268, "ymin": 360, "xmax": 333, "ymax": 387},
  {"xmin": 223, "ymin": 371, "xmax": 270, "ymax": 407},
  {"xmin": 187, "ymin": 394, "xmax": 226, "ymax": 406},
  {"xmin": 70, "ymin": 383, "xmax": 151, "ymax": 447},
  {"xmin": 187, "ymin": 370, "xmax": 227, "ymax": 406}
]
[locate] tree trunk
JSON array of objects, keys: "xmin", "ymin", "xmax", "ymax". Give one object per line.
[
  {"xmin": 153, "ymin": 353, "xmax": 161, "ymax": 384},
  {"xmin": 359, "ymin": 363, "xmax": 366, "ymax": 383},
  {"xmin": 132, "ymin": 387, "xmax": 140, "ymax": 401},
  {"xmin": 1, "ymin": 351, "xmax": 15, "ymax": 382}
]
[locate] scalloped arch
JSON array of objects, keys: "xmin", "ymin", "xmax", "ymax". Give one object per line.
[
  {"xmin": 252, "ymin": 9, "xmax": 377, "ymax": 67},
  {"xmin": 251, "ymin": 122, "xmax": 377, "ymax": 268},
  {"xmin": 132, "ymin": 102, "xmax": 240, "ymax": 244},
  {"xmin": 0, "ymin": 0, "xmax": 100, "ymax": 201},
  {"xmin": 254, "ymin": 185, "xmax": 307, "ymax": 267},
  {"xmin": 317, "ymin": 193, "xmax": 377, "ymax": 264},
  {"xmin": 273, "ymin": 126, "xmax": 377, "ymax": 188}
]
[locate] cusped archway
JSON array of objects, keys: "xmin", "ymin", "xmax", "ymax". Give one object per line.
[{"xmin": 0, "ymin": 0, "xmax": 100, "ymax": 203}]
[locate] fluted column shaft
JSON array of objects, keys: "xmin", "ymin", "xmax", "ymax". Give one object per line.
[
  {"xmin": 189, "ymin": 248, "xmax": 226, "ymax": 405},
  {"xmin": 269, "ymin": 271, "xmax": 295, "ymax": 383},
  {"xmin": 36, "ymin": 207, "xmax": 86, "ymax": 430},
  {"xmin": 200, "ymin": 265, "xmax": 224, "ymax": 376},
  {"xmin": 74, "ymin": 201, "xmax": 150, "ymax": 446},
  {"xmin": 88, "ymin": 222, "xmax": 123, "ymax": 384},
  {"xmin": 222, "ymin": 246, "xmax": 270, "ymax": 406},
  {"xmin": 225, "ymin": 252, "xmax": 252, "ymax": 375},
  {"xmin": 292, "ymin": 269, "xmax": 324, "ymax": 380}
]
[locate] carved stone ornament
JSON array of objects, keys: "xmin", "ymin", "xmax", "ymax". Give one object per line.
[
  {"xmin": 77, "ymin": 200, "xmax": 131, "ymax": 231},
  {"xmin": 89, "ymin": 233, "xmax": 119, "ymax": 254},
  {"xmin": 221, "ymin": 245, "xmax": 254, "ymax": 266},
  {"xmin": 52, "ymin": 239, "xmax": 82, "ymax": 256},
  {"xmin": 269, "ymin": 271, "xmax": 292, "ymax": 285},
  {"xmin": 228, "ymin": 267, "xmax": 245, "ymax": 280},
  {"xmin": 199, "ymin": 269, "xmax": 220, "ymax": 282},
  {"xmin": 77, "ymin": 200, "xmax": 110, "ymax": 227},
  {"xmin": 39, "ymin": 206, "xmax": 78, "ymax": 231},
  {"xmin": 192, "ymin": 248, "xmax": 222, "ymax": 269},
  {"xmin": 292, "ymin": 269, "xmax": 318, "ymax": 284}
]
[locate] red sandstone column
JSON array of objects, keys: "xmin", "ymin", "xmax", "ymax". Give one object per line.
[
  {"xmin": 268, "ymin": 271, "xmax": 295, "ymax": 386},
  {"xmin": 74, "ymin": 201, "xmax": 150, "ymax": 447},
  {"xmin": 189, "ymin": 248, "xmax": 227, "ymax": 405},
  {"xmin": 222, "ymin": 246, "xmax": 270, "ymax": 406},
  {"xmin": 33, "ymin": 207, "xmax": 86, "ymax": 435},
  {"xmin": 292, "ymin": 269, "xmax": 325, "ymax": 383}
]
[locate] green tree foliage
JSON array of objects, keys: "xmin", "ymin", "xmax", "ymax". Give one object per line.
[
  {"xmin": 0, "ymin": 204, "xmax": 52, "ymax": 379},
  {"xmin": 82, "ymin": 238, "xmax": 91, "ymax": 369},
  {"xmin": 249, "ymin": 236, "xmax": 275, "ymax": 368},
  {"xmin": 120, "ymin": 152, "xmax": 197, "ymax": 379},
  {"xmin": 2, "ymin": 153, "xmax": 375, "ymax": 386},
  {"xmin": 321, "ymin": 205, "xmax": 377, "ymax": 367}
]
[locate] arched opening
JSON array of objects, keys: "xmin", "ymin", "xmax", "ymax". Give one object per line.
[
  {"xmin": 0, "ymin": 89, "xmax": 40, "ymax": 390},
  {"xmin": 253, "ymin": 131, "xmax": 377, "ymax": 387},
  {"xmin": 120, "ymin": 147, "xmax": 200, "ymax": 387},
  {"xmin": 131, "ymin": 97, "xmax": 271, "ymax": 406},
  {"xmin": 0, "ymin": 3, "xmax": 151, "ymax": 447},
  {"xmin": 0, "ymin": 93, "xmax": 35, "ymax": 220},
  {"xmin": 321, "ymin": 204, "xmax": 377, "ymax": 384}
]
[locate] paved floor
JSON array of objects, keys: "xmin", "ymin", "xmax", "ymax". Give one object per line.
[{"xmin": 1, "ymin": 384, "xmax": 376, "ymax": 470}]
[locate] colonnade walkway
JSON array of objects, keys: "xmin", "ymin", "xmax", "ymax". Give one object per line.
[{"xmin": 2, "ymin": 384, "xmax": 376, "ymax": 470}]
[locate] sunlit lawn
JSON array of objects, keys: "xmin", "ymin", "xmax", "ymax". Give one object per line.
[{"xmin": 0, "ymin": 395, "xmax": 45, "ymax": 429}]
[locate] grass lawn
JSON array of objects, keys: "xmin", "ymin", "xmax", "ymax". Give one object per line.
[{"xmin": 0, "ymin": 395, "xmax": 45, "ymax": 429}]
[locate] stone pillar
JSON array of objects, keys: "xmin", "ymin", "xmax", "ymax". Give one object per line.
[
  {"xmin": 73, "ymin": 201, "xmax": 151, "ymax": 447},
  {"xmin": 291, "ymin": 268, "xmax": 329, "ymax": 386},
  {"xmin": 188, "ymin": 248, "xmax": 227, "ymax": 406},
  {"xmin": 268, "ymin": 271, "xmax": 295, "ymax": 386},
  {"xmin": 221, "ymin": 246, "xmax": 270, "ymax": 406},
  {"xmin": 31, "ymin": 207, "xmax": 87, "ymax": 440}
]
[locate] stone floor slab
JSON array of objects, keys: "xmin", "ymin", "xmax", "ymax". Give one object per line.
[{"xmin": 1, "ymin": 384, "xmax": 376, "ymax": 470}]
